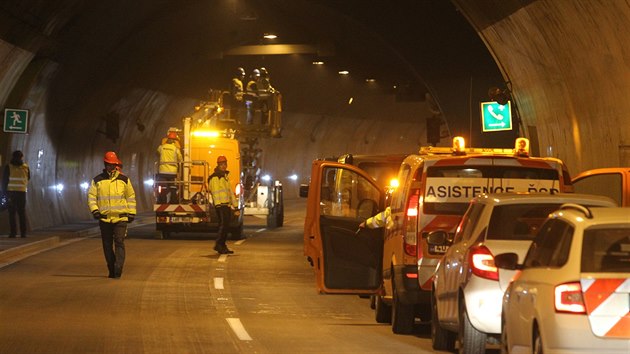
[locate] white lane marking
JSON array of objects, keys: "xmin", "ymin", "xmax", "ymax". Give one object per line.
[
  {"xmin": 255, "ymin": 228, "xmax": 266, "ymax": 233},
  {"xmin": 214, "ymin": 277, "xmax": 224, "ymax": 289},
  {"xmin": 226, "ymin": 318, "xmax": 252, "ymax": 341},
  {"xmin": 218, "ymin": 254, "xmax": 228, "ymax": 263},
  {"xmin": 235, "ymin": 239, "xmax": 246, "ymax": 245}
]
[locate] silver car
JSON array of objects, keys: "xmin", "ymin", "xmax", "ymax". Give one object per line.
[
  {"xmin": 497, "ymin": 205, "xmax": 630, "ymax": 354},
  {"xmin": 429, "ymin": 193, "xmax": 617, "ymax": 353}
]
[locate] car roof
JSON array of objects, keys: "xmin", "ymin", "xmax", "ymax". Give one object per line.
[
  {"xmin": 337, "ymin": 153, "xmax": 409, "ymax": 165},
  {"xmin": 473, "ymin": 192, "xmax": 618, "ymax": 207},
  {"xmin": 552, "ymin": 206, "xmax": 630, "ymax": 225}
]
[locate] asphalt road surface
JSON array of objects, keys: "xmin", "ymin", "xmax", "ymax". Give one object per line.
[{"xmin": 0, "ymin": 199, "xmax": 459, "ymax": 354}]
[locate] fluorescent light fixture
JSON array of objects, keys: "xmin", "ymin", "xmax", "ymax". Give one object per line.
[
  {"xmin": 365, "ymin": 78, "xmax": 376, "ymax": 83},
  {"xmin": 263, "ymin": 33, "xmax": 277, "ymax": 39},
  {"xmin": 312, "ymin": 61, "xmax": 324, "ymax": 65},
  {"xmin": 338, "ymin": 70, "xmax": 349, "ymax": 75}
]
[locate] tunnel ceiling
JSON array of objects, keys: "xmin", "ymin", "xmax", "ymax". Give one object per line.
[{"xmin": 0, "ymin": 0, "xmax": 504, "ymax": 131}]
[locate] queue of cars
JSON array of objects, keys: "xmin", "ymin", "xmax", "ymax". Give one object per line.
[
  {"xmin": 429, "ymin": 193, "xmax": 617, "ymax": 353},
  {"xmin": 301, "ymin": 136, "xmax": 630, "ymax": 353}
]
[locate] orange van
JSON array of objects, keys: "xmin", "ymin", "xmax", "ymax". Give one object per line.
[
  {"xmin": 572, "ymin": 167, "xmax": 630, "ymax": 206},
  {"xmin": 302, "ymin": 137, "xmax": 574, "ymax": 334}
]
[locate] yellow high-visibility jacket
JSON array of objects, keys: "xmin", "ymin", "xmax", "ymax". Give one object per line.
[
  {"xmin": 88, "ymin": 169, "xmax": 136, "ymax": 223},
  {"xmin": 157, "ymin": 142, "xmax": 182, "ymax": 175},
  {"xmin": 209, "ymin": 171, "xmax": 237, "ymax": 208},
  {"xmin": 365, "ymin": 207, "xmax": 393, "ymax": 229},
  {"xmin": 7, "ymin": 163, "xmax": 30, "ymax": 192}
]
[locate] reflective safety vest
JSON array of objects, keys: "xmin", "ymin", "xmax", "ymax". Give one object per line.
[
  {"xmin": 365, "ymin": 206, "xmax": 393, "ymax": 229},
  {"xmin": 87, "ymin": 169, "xmax": 136, "ymax": 223},
  {"xmin": 157, "ymin": 142, "xmax": 182, "ymax": 175},
  {"xmin": 7, "ymin": 163, "xmax": 29, "ymax": 192},
  {"xmin": 209, "ymin": 173, "xmax": 237, "ymax": 208}
]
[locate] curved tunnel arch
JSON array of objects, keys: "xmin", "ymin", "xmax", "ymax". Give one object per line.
[{"xmin": 0, "ymin": 0, "xmax": 626, "ymax": 232}]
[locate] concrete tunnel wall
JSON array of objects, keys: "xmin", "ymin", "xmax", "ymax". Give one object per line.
[
  {"xmin": 4, "ymin": 0, "xmax": 630, "ymax": 233},
  {"xmin": 0, "ymin": 36, "xmax": 428, "ymax": 233},
  {"xmin": 456, "ymin": 0, "xmax": 630, "ymax": 172}
]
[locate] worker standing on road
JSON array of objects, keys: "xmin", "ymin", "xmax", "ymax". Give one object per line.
[
  {"xmin": 157, "ymin": 131, "xmax": 183, "ymax": 203},
  {"xmin": 2, "ymin": 150, "xmax": 30, "ymax": 238},
  {"xmin": 88, "ymin": 151, "xmax": 136, "ymax": 279},
  {"xmin": 208, "ymin": 155, "xmax": 239, "ymax": 254}
]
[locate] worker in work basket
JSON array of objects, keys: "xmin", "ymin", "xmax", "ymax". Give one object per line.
[{"xmin": 208, "ymin": 155, "xmax": 240, "ymax": 254}]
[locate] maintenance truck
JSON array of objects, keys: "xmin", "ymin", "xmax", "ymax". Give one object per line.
[{"xmin": 153, "ymin": 88, "xmax": 284, "ymax": 239}]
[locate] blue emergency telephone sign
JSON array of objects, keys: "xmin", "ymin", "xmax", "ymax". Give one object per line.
[{"xmin": 480, "ymin": 101, "xmax": 512, "ymax": 132}]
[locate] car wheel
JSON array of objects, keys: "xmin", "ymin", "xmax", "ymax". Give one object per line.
[
  {"xmin": 458, "ymin": 300, "xmax": 487, "ymax": 354},
  {"xmin": 533, "ymin": 326, "xmax": 543, "ymax": 354},
  {"xmin": 374, "ymin": 295, "xmax": 392, "ymax": 324},
  {"xmin": 500, "ymin": 317, "xmax": 509, "ymax": 354},
  {"xmin": 391, "ymin": 280, "xmax": 415, "ymax": 334},
  {"xmin": 431, "ymin": 292, "xmax": 455, "ymax": 351}
]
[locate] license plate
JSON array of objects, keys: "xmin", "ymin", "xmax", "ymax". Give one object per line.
[
  {"xmin": 171, "ymin": 216, "xmax": 191, "ymax": 223},
  {"xmin": 429, "ymin": 245, "xmax": 449, "ymax": 254}
]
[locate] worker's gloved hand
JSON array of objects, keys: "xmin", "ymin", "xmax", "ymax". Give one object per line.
[
  {"xmin": 92, "ymin": 210, "xmax": 102, "ymax": 220},
  {"xmin": 127, "ymin": 215, "xmax": 135, "ymax": 223}
]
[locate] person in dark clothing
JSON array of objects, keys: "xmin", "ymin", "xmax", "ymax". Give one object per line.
[{"xmin": 2, "ymin": 150, "xmax": 30, "ymax": 238}]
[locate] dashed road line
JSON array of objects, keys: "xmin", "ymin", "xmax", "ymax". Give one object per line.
[
  {"xmin": 218, "ymin": 254, "xmax": 228, "ymax": 262},
  {"xmin": 226, "ymin": 318, "xmax": 253, "ymax": 341},
  {"xmin": 214, "ymin": 277, "xmax": 224, "ymax": 289}
]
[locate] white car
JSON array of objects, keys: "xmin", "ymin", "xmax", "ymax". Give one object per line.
[
  {"xmin": 497, "ymin": 205, "xmax": 630, "ymax": 354},
  {"xmin": 429, "ymin": 193, "xmax": 617, "ymax": 353}
]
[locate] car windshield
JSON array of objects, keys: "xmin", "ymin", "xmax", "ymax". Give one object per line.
[
  {"xmin": 581, "ymin": 227, "xmax": 630, "ymax": 273},
  {"xmin": 486, "ymin": 203, "xmax": 563, "ymax": 241}
]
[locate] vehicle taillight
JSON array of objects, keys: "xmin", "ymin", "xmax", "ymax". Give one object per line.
[
  {"xmin": 468, "ymin": 245, "xmax": 498, "ymax": 281},
  {"xmin": 404, "ymin": 190, "xmax": 420, "ymax": 256},
  {"xmin": 554, "ymin": 282, "xmax": 586, "ymax": 314}
]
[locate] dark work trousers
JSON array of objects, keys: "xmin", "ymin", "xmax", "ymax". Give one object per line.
[
  {"xmin": 156, "ymin": 173, "xmax": 177, "ymax": 204},
  {"xmin": 7, "ymin": 191, "xmax": 27, "ymax": 237},
  {"xmin": 215, "ymin": 205, "xmax": 232, "ymax": 248},
  {"xmin": 99, "ymin": 221, "xmax": 127, "ymax": 277}
]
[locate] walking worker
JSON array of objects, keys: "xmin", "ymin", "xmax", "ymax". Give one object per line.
[
  {"xmin": 157, "ymin": 131, "xmax": 183, "ymax": 203},
  {"xmin": 208, "ymin": 155, "xmax": 239, "ymax": 254},
  {"xmin": 88, "ymin": 151, "xmax": 136, "ymax": 279},
  {"xmin": 2, "ymin": 150, "xmax": 30, "ymax": 238}
]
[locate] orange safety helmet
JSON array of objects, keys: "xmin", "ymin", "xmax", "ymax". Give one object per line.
[
  {"xmin": 167, "ymin": 131, "xmax": 178, "ymax": 139},
  {"xmin": 217, "ymin": 155, "xmax": 228, "ymax": 164},
  {"xmin": 104, "ymin": 151, "xmax": 121, "ymax": 165}
]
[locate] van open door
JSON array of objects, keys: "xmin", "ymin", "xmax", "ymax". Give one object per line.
[{"xmin": 303, "ymin": 160, "xmax": 385, "ymax": 294}]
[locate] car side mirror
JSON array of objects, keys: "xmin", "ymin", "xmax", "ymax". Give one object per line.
[
  {"xmin": 427, "ymin": 230, "xmax": 449, "ymax": 245},
  {"xmin": 299, "ymin": 184, "xmax": 309, "ymax": 198},
  {"xmin": 494, "ymin": 252, "xmax": 520, "ymax": 270}
]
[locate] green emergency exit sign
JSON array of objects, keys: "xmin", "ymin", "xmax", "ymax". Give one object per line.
[
  {"xmin": 480, "ymin": 101, "xmax": 512, "ymax": 132},
  {"xmin": 3, "ymin": 108, "xmax": 29, "ymax": 134}
]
